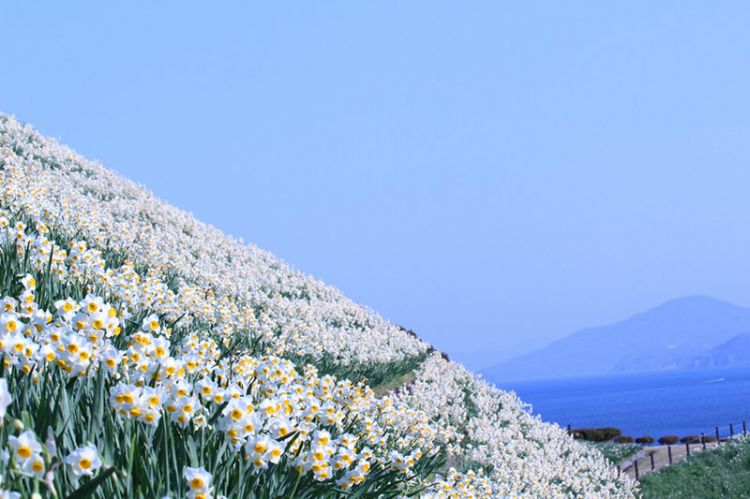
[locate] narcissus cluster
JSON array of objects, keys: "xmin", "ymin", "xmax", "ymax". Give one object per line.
[{"xmin": 0, "ymin": 114, "xmax": 637, "ymax": 497}]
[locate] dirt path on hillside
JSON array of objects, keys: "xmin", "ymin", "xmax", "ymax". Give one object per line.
[{"xmin": 621, "ymin": 442, "xmax": 719, "ymax": 480}]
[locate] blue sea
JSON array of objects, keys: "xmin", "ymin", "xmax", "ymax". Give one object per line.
[{"xmin": 494, "ymin": 368, "xmax": 750, "ymax": 440}]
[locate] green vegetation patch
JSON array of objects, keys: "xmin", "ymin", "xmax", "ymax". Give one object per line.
[
  {"xmin": 584, "ymin": 441, "xmax": 641, "ymax": 465},
  {"xmin": 286, "ymin": 351, "xmax": 428, "ymax": 393},
  {"xmin": 640, "ymin": 437, "xmax": 750, "ymax": 499}
]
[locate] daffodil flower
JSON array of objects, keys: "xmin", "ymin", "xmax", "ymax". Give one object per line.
[{"xmin": 64, "ymin": 444, "xmax": 102, "ymax": 477}]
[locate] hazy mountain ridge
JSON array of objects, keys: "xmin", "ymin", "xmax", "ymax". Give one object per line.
[
  {"xmin": 687, "ymin": 332, "xmax": 750, "ymax": 369},
  {"xmin": 483, "ymin": 296, "xmax": 750, "ymax": 382}
]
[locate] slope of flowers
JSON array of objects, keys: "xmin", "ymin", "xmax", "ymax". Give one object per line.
[
  {"xmin": 0, "ymin": 113, "xmax": 637, "ymax": 497},
  {"xmin": 0, "ymin": 216, "xmax": 473, "ymax": 496},
  {"xmin": 0, "ymin": 278, "xmax": 447, "ymax": 496},
  {"xmin": 397, "ymin": 354, "xmax": 636, "ymax": 497},
  {"xmin": 0, "ymin": 114, "xmax": 426, "ymax": 370}
]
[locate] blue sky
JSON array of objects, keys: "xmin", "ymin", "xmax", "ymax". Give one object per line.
[{"xmin": 3, "ymin": 2, "xmax": 750, "ymax": 369}]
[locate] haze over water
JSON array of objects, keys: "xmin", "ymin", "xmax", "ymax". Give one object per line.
[{"xmin": 496, "ymin": 368, "xmax": 750, "ymax": 439}]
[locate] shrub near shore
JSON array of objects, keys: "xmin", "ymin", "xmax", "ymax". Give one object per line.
[{"xmin": 572, "ymin": 428, "xmax": 622, "ymax": 442}]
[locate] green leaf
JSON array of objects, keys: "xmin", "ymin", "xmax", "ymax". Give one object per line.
[{"xmin": 63, "ymin": 467, "xmax": 117, "ymax": 499}]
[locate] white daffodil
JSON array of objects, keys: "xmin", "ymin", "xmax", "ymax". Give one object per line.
[
  {"xmin": 64, "ymin": 444, "xmax": 102, "ymax": 477},
  {"xmin": 21, "ymin": 453, "xmax": 45, "ymax": 477},
  {"xmin": 183, "ymin": 466, "xmax": 212, "ymax": 496},
  {"xmin": 141, "ymin": 314, "xmax": 161, "ymax": 335},
  {"xmin": 8, "ymin": 430, "xmax": 42, "ymax": 462},
  {"xmin": 20, "ymin": 274, "xmax": 36, "ymax": 291},
  {"xmin": 54, "ymin": 298, "xmax": 79, "ymax": 320}
]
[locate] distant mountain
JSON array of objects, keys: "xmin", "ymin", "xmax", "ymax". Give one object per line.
[
  {"xmin": 687, "ymin": 333, "xmax": 750, "ymax": 369},
  {"xmin": 482, "ymin": 296, "xmax": 750, "ymax": 382}
]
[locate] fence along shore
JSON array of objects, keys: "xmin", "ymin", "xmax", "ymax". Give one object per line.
[{"xmin": 566, "ymin": 420, "xmax": 749, "ymax": 480}]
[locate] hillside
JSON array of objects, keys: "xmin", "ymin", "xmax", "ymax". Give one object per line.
[
  {"xmin": 0, "ymin": 114, "xmax": 635, "ymax": 497},
  {"xmin": 688, "ymin": 333, "xmax": 750, "ymax": 369},
  {"xmin": 483, "ymin": 296, "xmax": 750, "ymax": 382}
]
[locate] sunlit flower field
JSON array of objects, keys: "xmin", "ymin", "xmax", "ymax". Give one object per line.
[{"xmin": 0, "ymin": 114, "xmax": 636, "ymax": 497}]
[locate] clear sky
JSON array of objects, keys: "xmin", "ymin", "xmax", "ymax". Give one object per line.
[{"xmin": 3, "ymin": 2, "xmax": 750, "ymax": 369}]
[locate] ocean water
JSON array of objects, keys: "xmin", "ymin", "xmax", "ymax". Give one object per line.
[{"xmin": 494, "ymin": 367, "xmax": 750, "ymax": 440}]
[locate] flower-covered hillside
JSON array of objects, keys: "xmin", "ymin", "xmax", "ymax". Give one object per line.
[
  {"xmin": 1, "ymin": 116, "xmax": 428, "ymax": 374},
  {"xmin": 0, "ymin": 114, "xmax": 636, "ymax": 497}
]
